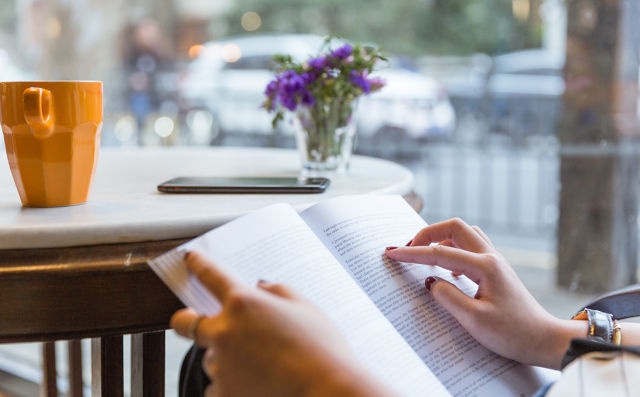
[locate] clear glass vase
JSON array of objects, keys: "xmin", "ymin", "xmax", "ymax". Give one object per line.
[{"xmin": 292, "ymin": 99, "xmax": 358, "ymax": 174}]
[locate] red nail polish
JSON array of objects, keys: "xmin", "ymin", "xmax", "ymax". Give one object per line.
[
  {"xmin": 405, "ymin": 239, "xmax": 413, "ymax": 246},
  {"xmin": 385, "ymin": 246, "xmax": 398, "ymax": 251},
  {"xmin": 425, "ymin": 277, "xmax": 436, "ymax": 291}
]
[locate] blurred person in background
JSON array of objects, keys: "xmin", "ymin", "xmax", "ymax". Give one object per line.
[{"xmin": 123, "ymin": 17, "xmax": 174, "ymax": 140}]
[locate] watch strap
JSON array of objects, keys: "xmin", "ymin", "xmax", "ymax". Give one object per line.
[{"xmin": 573, "ymin": 308, "xmax": 614, "ymax": 343}]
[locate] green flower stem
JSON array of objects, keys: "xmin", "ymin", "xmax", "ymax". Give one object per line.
[{"xmin": 299, "ymin": 99, "xmax": 356, "ymax": 165}]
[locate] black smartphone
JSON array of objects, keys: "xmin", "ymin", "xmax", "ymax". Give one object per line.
[{"xmin": 157, "ymin": 176, "xmax": 330, "ymax": 194}]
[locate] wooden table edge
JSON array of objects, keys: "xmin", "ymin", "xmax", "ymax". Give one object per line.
[{"xmin": 0, "ymin": 192, "xmax": 422, "ymax": 343}]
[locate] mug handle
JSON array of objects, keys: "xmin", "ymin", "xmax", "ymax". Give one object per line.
[{"xmin": 23, "ymin": 87, "xmax": 54, "ymax": 138}]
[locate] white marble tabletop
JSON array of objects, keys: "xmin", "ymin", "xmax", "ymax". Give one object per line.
[{"xmin": 0, "ymin": 147, "xmax": 414, "ymax": 249}]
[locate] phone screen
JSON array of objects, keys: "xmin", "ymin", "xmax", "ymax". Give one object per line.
[{"xmin": 157, "ymin": 176, "xmax": 330, "ymax": 194}]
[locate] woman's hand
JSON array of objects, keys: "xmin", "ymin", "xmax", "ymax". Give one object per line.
[
  {"xmin": 171, "ymin": 251, "xmax": 398, "ymax": 397},
  {"xmin": 385, "ymin": 218, "xmax": 588, "ymax": 370}
]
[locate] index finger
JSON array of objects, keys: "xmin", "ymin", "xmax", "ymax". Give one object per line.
[
  {"xmin": 409, "ymin": 218, "xmax": 490, "ymax": 253},
  {"xmin": 386, "ymin": 245, "xmax": 486, "ymax": 283},
  {"xmin": 186, "ymin": 251, "xmax": 245, "ymax": 301}
]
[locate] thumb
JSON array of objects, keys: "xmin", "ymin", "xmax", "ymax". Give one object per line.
[{"xmin": 425, "ymin": 277, "xmax": 478, "ymax": 322}]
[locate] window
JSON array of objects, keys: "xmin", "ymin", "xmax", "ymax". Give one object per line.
[
  {"xmin": 1, "ymin": 1, "xmax": 639, "ymax": 395},
  {"xmin": 1, "ymin": 0, "xmax": 637, "ymax": 287}
]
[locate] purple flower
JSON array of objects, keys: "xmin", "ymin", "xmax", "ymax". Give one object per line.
[
  {"xmin": 368, "ymin": 77, "xmax": 386, "ymax": 90},
  {"xmin": 280, "ymin": 71, "xmax": 304, "ymax": 93},
  {"xmin": 349, "ymin": 70, "xmax": 371, "ymax": 94},
  {"xmin": 273, "ymin": 69, "xmax": 311, "ymax": 111},
  {"xmin": 301, "ymin": 90, "xmax": 316, "ymax": 106},
  {"xmin": 263, "ymin": 40, "xmax": 386, "ymax": 128},
  {"xmin": 279, "ymin": 90, "xmax": 297, "ymax": 111},
  {"xmin": 301, "ymin": 72, "xmax": 316, "ymax": 85},
  {"xmin": 265, "ymin": 79, "xmax": 279, "ymax": 97},
  {"xmin": 308, "ymin": 56, "xmax": 327, "ymax": 71},
  {"xmin": 332, "ymin": 44, "xmax": 353, "ymax": 60}
]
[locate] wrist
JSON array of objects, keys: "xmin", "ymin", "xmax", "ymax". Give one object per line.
[
  {"xmin": 538, "ymin": 320, "xmax": 640, "ymax": 369},
  {"xmin": 540, "ymin": 318, "xmax": 588, "ymax": 370}
]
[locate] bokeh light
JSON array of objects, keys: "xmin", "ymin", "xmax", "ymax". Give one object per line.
[
  {"xmin": 45, "ymin": 17, "xmax": 61, "ymax": 39},
  {"xmin": 114, "ymin": 115, "xmax": 137, "ymax": 143},
  {"xmin": 241, "ymin": 11, "xmax": 261, "ymax": 31},
  {"xmin": 154, "ymin": 116, "xmax": 175, "ymax": 138},
  {"xmin": 188, "ymin": 44, "xmax": 203, "ymax": 59},
  {"xmin": 221, "ymin": 43, "xmax": 242, "ymax": 63}
]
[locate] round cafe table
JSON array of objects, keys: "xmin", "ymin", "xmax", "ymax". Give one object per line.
[{"xmin": 0, "ymin": 147, "xmax": 421, "ymax": 396}]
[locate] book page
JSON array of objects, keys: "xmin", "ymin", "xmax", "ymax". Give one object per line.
[
  {"xmin": 302, "ymin": 195, "xmax": 553, "ymax": 397},
  {"xmin": 150, "ymin": 203, "xmax": 451, "ymax": 397}
]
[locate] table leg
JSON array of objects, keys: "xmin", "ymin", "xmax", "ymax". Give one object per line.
[
  {"xmin": 131, "ymin": 331, "xmax": 165, "ymax": 397},
  {"xmin": 42, "ymin": 342, "xmax": 57, "ymax": 397},
  {"xmin": 67, "ymin": 339, "xmax": 83, "ymax": 397},
  {"xmin": 91, "ymin": 335, "xmax": 123, "ymax": 397}
]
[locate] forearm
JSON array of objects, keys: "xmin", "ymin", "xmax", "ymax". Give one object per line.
[{"xmin": 620, "ymin": 321, "xmax": 640, "ymax": 345}]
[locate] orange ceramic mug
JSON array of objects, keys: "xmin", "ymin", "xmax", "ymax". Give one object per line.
[{"xmin": 0, "ymin": 81, "xmax": 102, "ymax": 207}]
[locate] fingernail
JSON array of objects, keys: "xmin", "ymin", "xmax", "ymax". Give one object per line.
[
  {"xmin": 183, "ymin": 251, "xmax": 191, "ymax": 260},
  {"xmin": 405, "ymin": 239, "xmax": 413, "ymax": 247},
  {"xmin": 257, "ymin": 279, "xmax": 269, "ymax": 285},
  {"xmin": 425, "ymin": 276, "xmax": 437, "ymax": 292},
  {"xmin": 385, "ymin": 246, "xmax": 398, "ymax": 251}
]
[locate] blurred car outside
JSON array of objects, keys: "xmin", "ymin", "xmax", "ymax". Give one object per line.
[
  {"xmin": 487, "ymin": 49, "xmax": 564, "ymax": 144},
  {"xmin": 419, "ymin": 49, "xmax": 564, "ymax": 145},
  {"xmin": 177, "ymin": 34, "xmax": 455, "ymax": 146},
  {"xmin": 418, "ymin": 54, "xmax": 491, "ymax": 100},
  {"xmin": 417, "ymin": 54, "xmax": 492, "ymax": 144}
]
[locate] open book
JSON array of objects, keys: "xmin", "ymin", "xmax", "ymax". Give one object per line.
[{"xmin": 150, "ymin": 195, "xmax": 554, "ymax": 397}]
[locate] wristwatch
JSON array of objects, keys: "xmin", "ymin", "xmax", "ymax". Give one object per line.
[{"xmin": 572, "ymin": 308, "xmax": 620, "ymax": 344}]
